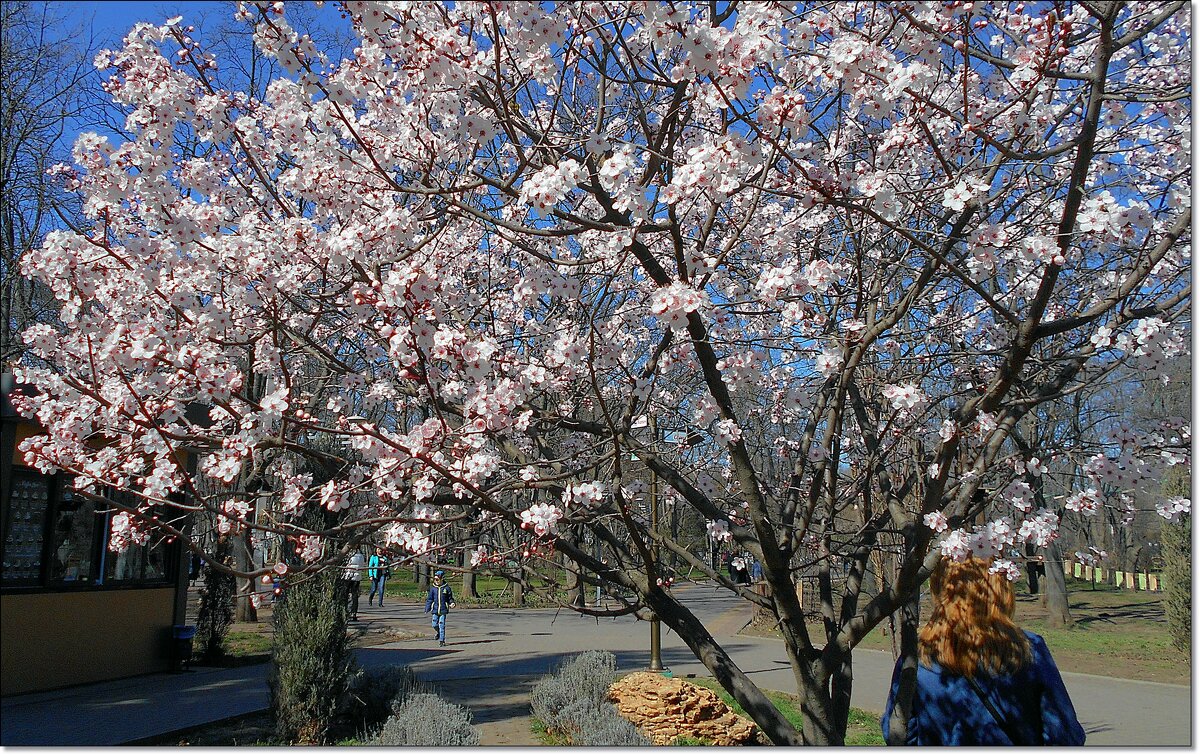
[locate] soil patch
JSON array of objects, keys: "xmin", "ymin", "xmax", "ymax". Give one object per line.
[
  {"xmin": 136, "ymin": 710, "xmax": 276, "ymax": 746},
  {"xmin": 431, "ymin": 675, "xmax": 542, "ymax": 746}
]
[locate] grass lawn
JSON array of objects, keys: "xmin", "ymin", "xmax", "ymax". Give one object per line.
[
  {"xmin": 686, "ymin": 677, "xmax": 884, "ymax": 745},
  {"xmin": 382, "ymin": 573, "xmax": 570, "ymax": 607},
  {"xmin": 769, "ymin": 579, "xmax": 1187, "ymax": 686},
  {"xmin": 223, "ymin": 630, "xmax": 273, "ymax": 657}
]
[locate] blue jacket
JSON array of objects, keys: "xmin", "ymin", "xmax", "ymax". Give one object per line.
[
  {"xmin": 425, "ymin": 582, "xmax": 454, "ymax": 615},
  {"xmin": 881, "ymin": 631, "xmax": 1085, "ymax": 745}
]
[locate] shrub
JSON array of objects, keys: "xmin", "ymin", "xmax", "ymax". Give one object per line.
[
  {"xmin": 1161, "ymin": 469, "xmax": 1190, "ymax": 653},
  {"xmin": 268, "ymin": 569, "xmax": 356, "ymax": 744},
  {"xmin": 530, "ymin": 649, "xmax": 617, "ymax": 725},
  {"xmin": 195, "ymin": 536, "xmax": 236, "ymax": 664},
  {"xmin": 370, "ymin": 693, "xmax": 479, "ymax": 746},
  {"xmin": 346, "ymin": 664, "xmax": 426, "ymax": 732},
  {"xmin": 560, "ymin": 699, "xmax": 650, "ymax": 746},
  {"xmin": 529, "ymin": 650, "xmax": 650, "ymax": 746}
]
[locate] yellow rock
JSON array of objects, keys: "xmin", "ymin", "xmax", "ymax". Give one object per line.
[{"xmin": 608, "ymin": 672, "xmax": 757, "ymax": 746}]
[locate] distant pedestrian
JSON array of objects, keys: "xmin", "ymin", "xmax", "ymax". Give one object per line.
[
  {"xmin": 368, "ymin": 547, "xmax": 391, "ymax": 607},
  {"xmin": 750, "ymin": 558, "xmax": 763, "ymax": 582},
  {"xmin": 881, "ymin": 557, "xmax": 1085, "ymax": 745},
  {"xmin": 341, "ymin": 550, "xmax": 366, "ymax": 620},
  {"xmin": 1026, "ymin": 556, "xmax": 1046, "ymax": 596},
  {"xmin": 425, "ymin": 569, "xmax": 456, "ymax": 646},
  {"xmin": 188, "ymin": 553, "xmax": 202, "ymax": 584}
]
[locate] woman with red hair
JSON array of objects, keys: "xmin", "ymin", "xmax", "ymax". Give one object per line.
[{"xmin": 881, "ymin": 557, "xmax": 1085, "ymax": 745}]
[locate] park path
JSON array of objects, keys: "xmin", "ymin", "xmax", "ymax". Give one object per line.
[
  {"xmin": 1, "ymin": 584, "xmax": 1189, "ymax": 746},
  {"xmin": 352, "ymin": 584, "xmax": 1190, "ymax": 747}
]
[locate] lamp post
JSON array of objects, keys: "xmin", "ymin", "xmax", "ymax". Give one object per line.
[
  {"xmin": 647, "ymin": 415, "xmax": 665, "ymax": 672},
  {"xmin": 632, "ymin": 413, "xmax": 670, "ymax": 673}
]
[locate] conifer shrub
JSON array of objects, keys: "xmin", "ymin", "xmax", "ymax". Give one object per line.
[
  {"xmin": 1161, "ymin": 469, "xmax": 1191, "ymax": 653},
  {"xmin": 195, "ymin": 536, "xmax": 236, "ymax": 664},
  {"xmin": 268, "ymin": 568, "xmax": 356, "ymax": 744},
  {"xmin": 1162, "ymin": 514, "xmax": 1191, "ymax": 653}
]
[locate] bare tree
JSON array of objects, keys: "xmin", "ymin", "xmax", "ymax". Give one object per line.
[{"xmin": 0, "ymin": 1, "xmax": 98, "ymax": 367}]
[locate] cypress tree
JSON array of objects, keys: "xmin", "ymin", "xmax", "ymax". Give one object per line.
[{"xmin": 1160, "ymin": 468, "xmax": 1190, "ymax": 654}]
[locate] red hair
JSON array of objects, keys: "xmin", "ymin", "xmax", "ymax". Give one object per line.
[{"xmin": 918, "ymin": 557, "xmax": 1031, "ymax": 678}]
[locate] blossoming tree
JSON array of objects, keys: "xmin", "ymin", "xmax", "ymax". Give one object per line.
[{"xmin": 15, "ymin": 0, "xmax": 1190, "ymax": 744}]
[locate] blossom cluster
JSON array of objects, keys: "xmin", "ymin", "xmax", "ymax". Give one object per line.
[
  {"xmin": 940, "ymin": 509, "xmax": 1061, "ymax": 566},
  {"xmin": 520, "ymin": 503, "xmax": 564, "ymax": 537},
  {"xmin": 1156, "ymin": 497, "xmax": 1190, "ymax": 523},
  {"xmin": 7, "ymin": 1, "xmax": 1188, "ymax": 612},
  {"xmin": 518, "ymin": 159, "xmax": 586, "ymax": 217},
  {"xmin": 383, "ymin": 524, "xmax": 432, "ymax": 555},
  {"xmin": 706, "ymin": 519, "xmax": 733, "ymax": 543},
  {"xmin": 563, "ymin": 481, "xmax": 605, "ymax": 508},
  {"xmin": 649, "ymin": 282, "xmax": 707, "ymax": 332}
]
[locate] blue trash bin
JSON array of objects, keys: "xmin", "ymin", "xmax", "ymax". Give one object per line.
[{"xmin": 172, "ymin": 625, "xmax": 196, "ymax": 671}]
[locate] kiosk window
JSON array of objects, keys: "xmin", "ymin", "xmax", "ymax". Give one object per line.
[
  {"xmin": 101, "ymin": 494, "xmax": 176, "ymax": 585},
  {"xmin": 49, "ymin": 487, "xmax": 100, "ymax": 584},
  {"xmin": 2, "ymin": 471, "xmax": 51, "ymax": 586}
]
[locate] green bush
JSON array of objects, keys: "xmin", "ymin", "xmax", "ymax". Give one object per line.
[
  {"xmin": 560, "ymin": 698, "xmax": 650, "ymax": 746},
  {"xmin": 268, "ymin": 569, "xmax": 356, "ymax": 744},
  {"xmin": 195, "ymin": 537, "xmax": 236, "ymax": 664},
  {"xmin": 370, "ymin": 693, "xmax": 479, "ymax": 746},
  {"xmin": 529, "ymin": 650, "xmax": 649, "ymax": 746},
  {"xmin": 1161, "ymin": 469, "xmax": 1190, "ymax": 654}
]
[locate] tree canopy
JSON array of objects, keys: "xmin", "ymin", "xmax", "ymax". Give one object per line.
[{"xmin": 12, "ymin": 1, "xmax": 1190, "ymax": 744}]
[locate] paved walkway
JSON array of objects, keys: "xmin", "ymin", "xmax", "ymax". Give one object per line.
[{"xmin": 1, "ymin": 585, "xmax": 1191, "ymax": 746}]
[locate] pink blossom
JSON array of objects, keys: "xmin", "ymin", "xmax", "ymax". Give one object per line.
[
  {"xmin": 520, "ymin": 503, "xmax": 564, "ymax": 536},
  {"xmin": 706, "ymin": 519, "xmax": 733, "ymax": 543},
  {"xmin": 882, "ymin": 383, "xmax": 925, "ymax": 411},
  {"xmin": 1157, "ymin": 497, "xmax": 1189, "ymax": 523},
  {"xmin": 923, "ymin": 511, "xmax": 949, "ymax": 533}
]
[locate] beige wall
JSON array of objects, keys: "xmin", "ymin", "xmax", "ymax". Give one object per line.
[
  {"xmin": 11, "ymin": 421, "xmax": 37, "ymax": 468},
  {"xmin": 1, "ymin": 588, "xmax": 176, "ymax": 695}
]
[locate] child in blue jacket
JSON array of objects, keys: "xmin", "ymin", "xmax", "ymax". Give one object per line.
[{"xmin": 425, "ymin": 570, "xmax": 456, "ymax": 646}]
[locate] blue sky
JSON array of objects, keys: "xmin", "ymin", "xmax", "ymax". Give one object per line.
[{"xmin": 82, "ymin": 1, "xmax": 229, "ymax": 46}]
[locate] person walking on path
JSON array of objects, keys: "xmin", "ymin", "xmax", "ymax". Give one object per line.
[
  {"xmin": 425, "ymin": 569, "xmax": 456, "ymax": 646},
  {"xmin": 341, "ymin": 550, "xmax": 366, "ymax": 620},
  {"xmin": 881, "ymin": 557, "xmax": 1085, "ymax": 745},
  {"xmin": 367, "ymin": 547, "xmax": 390, "ymax": 607}
]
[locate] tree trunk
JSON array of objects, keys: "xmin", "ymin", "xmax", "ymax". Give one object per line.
[
  {"xmin": 1027, "ymin": 560, "xmax": 1041, "ymax": 595},
  {"xmin": 514, "ymin": 561, "xmax": 526, "ymax": 607},
  {"xmin": 1041, "ymin": 541, "xmax": 1073, "ymax": 628},
  {"xmin": 463, "ymin": 527, "xmax": 480, "ymax": 599},
  {"xmin": 827, "ymin": 648, "xmax": 853, "ymax": 744},
  {"xmin": 565, "ymin": 532, "xmax": 585, "ymax": 608},
  {"xmin": 463, "ymin": 563, "xmax": 479, "ymax": 599},
  {"xmin": 796, "ymin": 659, "xmax": 839, "ymax": 746},
  {"xmin": 233, "ymin": 531, "xmax": 258, "ymax": 623},
  {"xmin": 885, "ymin": 596, "xmax": 921, "ymax": 744}
]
